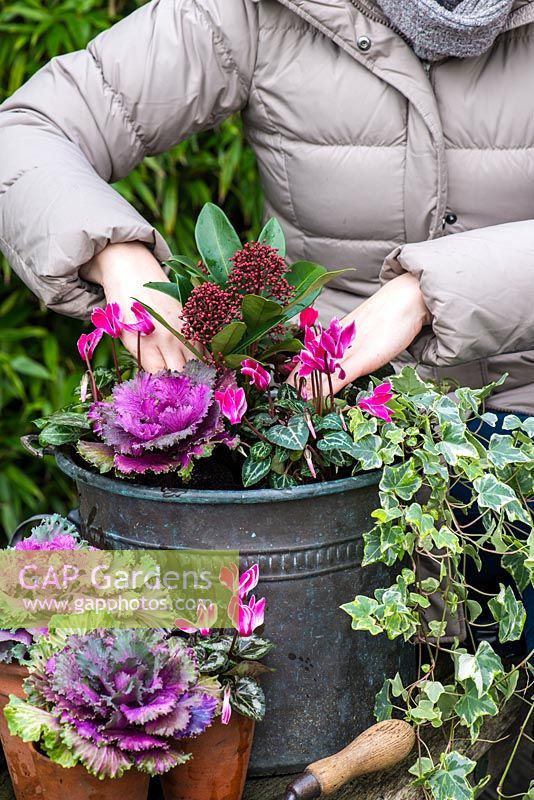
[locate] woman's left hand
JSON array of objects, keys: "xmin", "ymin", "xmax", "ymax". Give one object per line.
[{"xmin": 289, "ymin": 273, "xmax": 431, "ymax": 394}]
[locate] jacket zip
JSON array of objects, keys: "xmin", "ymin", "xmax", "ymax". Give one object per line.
[{"xmin": 348, "ymin": 0, "xmax": 409, "ymax": 43}]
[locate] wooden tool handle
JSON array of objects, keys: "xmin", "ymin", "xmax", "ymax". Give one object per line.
[{"xmin": 306, "ymin": 720, "xmax": 415, "ymax": 796}]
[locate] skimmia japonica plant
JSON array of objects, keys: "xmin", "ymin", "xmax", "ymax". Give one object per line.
[{"xmin": 30, "ymin": 204, "xmax": 534, "ymax": 799}]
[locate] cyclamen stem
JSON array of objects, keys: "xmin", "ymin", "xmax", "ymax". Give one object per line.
[
  {"xmin": 243, "ymin": 417, "xmax": 270, "ymax": 443},
  {"xmin": 110, "ymin": 339, "xmax": 122, "ymax": 382},
  {"xmin": 137, "ymin": 331, "xmax": 142, "ymax": 371},
  {"xmin": 84, "ymin": 358, "xmax": 99, "ymax": 402},
  {"xmin": 228, "ymin": 628, "xmax": 239, "ymax": 659}
]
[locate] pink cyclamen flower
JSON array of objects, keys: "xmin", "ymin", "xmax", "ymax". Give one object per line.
[
  {"xmin": 221, "ymin": 684, "xmax": 232, "ymax": 725},
  {"xmin": 77, "ymin": 328, "xmax": 103, "ymax": 362},
  {"xmin": 358, "ymin": 382, "xmax": 394, "ymax": 423},
  {"xmin": 239, "ymin": 564, "xmax": 259, "ymax": 598},
  {"xmin": 299, "ymin": 307, "xmax": 319, "ymax": 329},
  {"xmin": 91, "ymin": 302, "xmax": 124, "ymax": 338},
  {"xmin": 215, "ymin": 386, "xmax": 247, "ymax": 425},
  {"xmin": 238, "ymin": 595, "xmax": 266, "ymax": 637},
  {"xmin": 219, "ymin": 562, "xmax": 240, "ymax": 594},
  {"xmin": 123, "ymin": 301, "xmax": 156, "ymax": 335},
  {"xmin": 240, "ymin": 359, "xmax": 271, "ymax": 391},
  {"xmin": 175, "ymin": 600, "xmax": 218, "ymax": 635},
  {"xmin": 297, "ymin": 318, "xmax": 356, "ymax": 380}
]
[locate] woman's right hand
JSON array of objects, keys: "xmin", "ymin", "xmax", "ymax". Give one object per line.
[{"xmin": 81, "ymin": 242, "xmax": 194, "ymax": 372}]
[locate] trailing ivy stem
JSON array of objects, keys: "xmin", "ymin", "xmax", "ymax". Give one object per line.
[
  {"xmin": 111, "ymin": 339, "xmax": 122, "ymax": 382},
  {"xmin": 84, "ymin": 357, "xmax": 99, "ymax": 402},
  {"xmin": 497, "ymin": 697, "xmax": 534, "ymax": 795}
]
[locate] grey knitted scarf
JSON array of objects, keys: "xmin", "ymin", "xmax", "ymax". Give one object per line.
[{"xmin": 374, "ymin": 0, "xmax": 516, "ymax": 60}]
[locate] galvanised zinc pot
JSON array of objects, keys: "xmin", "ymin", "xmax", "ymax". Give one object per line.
[{"xmin": 56, "ymin": 451, "xmax": 413, "ymax": 776}]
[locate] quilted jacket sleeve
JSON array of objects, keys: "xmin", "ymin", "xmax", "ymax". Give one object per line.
[
  {"xmin": 381, "ymin": 221, "xmax": 534, "ymax": 367},
  {"xmin": 0, "ymin": 0, "xmax": 258, "ymax": 317}
]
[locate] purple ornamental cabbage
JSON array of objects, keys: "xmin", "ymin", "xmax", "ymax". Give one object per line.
[
  {"xmin": 0, "ymin": 516, "xmax": 89, "ymax": 664},
  {"xmin": 86, "ymin": 361, "xmax": 237, "ymax": 475},
  {"xmin": 10, "ymin": 629, "xmax": 217, "ymax": 778}
]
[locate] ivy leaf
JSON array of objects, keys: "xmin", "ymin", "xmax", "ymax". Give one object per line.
[
  {"xmin": 380, "ymin": 459, "xmax": 422, "ymax": 501},
  {"xmin": 426, "ymin": 752, "xmax": 477, "ymax": 800},
  {"xmin": 436, "ymin": 423, "xmax": 478, "ymax": 465},
  {"xmin": 265, "ymin": 415, "xmax": 309, "ymax": 451},
  {"xmin": 474, "ymin": 474, "xmax": 518, "ymax": 512},
  {"xmin": 487, "ymin": 584, "xmax": 526, "ymax": 643},
  {"xmin": 195, "ymin": 202, "xmax": 241, "ymax": 285},
  {"xmin": 374, "ymin": 680, "xmax": 393, "ymax": 722},
  {"xmin": 488, "ymin": 434, "xmax": 531, "ymax": 469},
  {"xmin": 258, "ymin": 218, "xmax": 286, "ymax": 257},
  {"xmin": 502, "ymin": 552, "xmax": 531, "ymax": 593},
  {"xmin": 455, "ymin": 682, "xmax": 499, "ymax": 737},
  {"xmin": 455, "ymin": 641, "xmax": 504, "ymax": 697},
  {"xmin": 242, "ymin": 457, "xmax": 271, "ymax": 488},
  {"xmin": 351, "ymin": 434, "xmax": 383, "ymax": 470},
  {"xmin": 340, "ymin": 596, "xmax": 382, "ymax": 635}
]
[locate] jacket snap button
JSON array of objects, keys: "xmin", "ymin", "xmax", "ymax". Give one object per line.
[
  {"xmin": 357, "ymin": 35, "xmax": 372, "ymax": 52},
  {"xmin": 444, "ymin": 212, "xmax": 458, "ymax": 225}
]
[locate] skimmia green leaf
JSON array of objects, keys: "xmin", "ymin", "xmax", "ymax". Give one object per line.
[
  {"xmin": 258, "ymin": 218, "xmax": 286, "ymax": 257},
  {"xmin": 194, "ymin": 202, "xmax": 241, "ymax": 285}
]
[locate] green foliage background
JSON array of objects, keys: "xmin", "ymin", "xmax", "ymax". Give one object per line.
[{"xmin": 0, "ymin": 0, "xmax": 262, "ymax": 539}]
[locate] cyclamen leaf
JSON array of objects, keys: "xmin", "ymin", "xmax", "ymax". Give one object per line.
[
  {"xmin": 195, "ymin": 202, "xmax": 241, "ymax": 284},
  {"xmin": 231, "ymin": 677, "xmax": 266, "ymax": 722},
  {"xmin": 487, "ymin": 584, "xmax": 526, "ymax": 643},
  {"xmin": 269, "ymin": 473, "xmax": 298, "ymax": 489},
  {"xmin": 242, "ymin": 457, "xmax": 271, "ymax": 488},
  {"xmin": 265, "ymin": 415, "xmax": 309, "ymax": 451}
]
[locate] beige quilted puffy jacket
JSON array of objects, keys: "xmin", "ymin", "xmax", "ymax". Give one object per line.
[{"xmin": 1, "ymin": 0, "xmax": 534, "ymax": 411}]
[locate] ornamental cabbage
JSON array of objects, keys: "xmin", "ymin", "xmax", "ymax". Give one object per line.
[
  {"xmin": 85, "ymin": 361, "xmax": 236, "ymax": 475},
  {"xmin": 5, "ymin": 629, "xmax": 218, "ymax": 778}
]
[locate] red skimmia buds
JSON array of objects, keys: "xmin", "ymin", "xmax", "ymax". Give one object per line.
[
  {"xmin": 358, "ymin": 382, "xmax": 394, "ymax": 423},
  {"xmin": 123, "ymin": 302, "xmax": 156, "ymax": 335},
  {"xmin": 299, "ymin": 307, "xmax": 319, "ymax": 328},
  {"xmin": 77, "ymin": 329, "xmax": 103, "ymax": 362},
  {"xmin": 215, "ymin": 386, "xmax": 247, "ymax": 425},
  {"xmin": 91, "ymin": 302, "xmax": 124, "ymax": 338},
  {"xmin": 240, "ymin": 359, "xmax": 271, "ymax": 391}
]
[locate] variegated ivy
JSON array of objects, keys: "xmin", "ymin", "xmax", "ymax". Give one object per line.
[{"xmin": 340, "ymin": 367, "xmax": 534, "ymax": 800}]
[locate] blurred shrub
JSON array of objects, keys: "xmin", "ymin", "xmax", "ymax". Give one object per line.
[{"xmin": 0, "ymin": 0, "xmax": 262, "ymax": 539}]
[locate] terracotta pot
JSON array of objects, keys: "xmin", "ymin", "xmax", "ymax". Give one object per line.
[
  {"xmin": 0, "ymin": 662, "xmax": 39, "ymax": 800},
  {"xmin": 31, "ymin": 744, "xmax": 150, "ymax": 800},
  {"xmin": 160, "ymin": 715, "xmax": 255, "ymax": 800}
]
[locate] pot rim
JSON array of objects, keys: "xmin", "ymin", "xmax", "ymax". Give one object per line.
[{"xmin": 56, "ymin": 451, "xmax": 381, "ymax": 506}]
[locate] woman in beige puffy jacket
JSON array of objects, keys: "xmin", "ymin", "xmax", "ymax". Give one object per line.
[
  {"xmin": 0, "ymin": 0, "xmax": 533, "ymax": 411},
  {"xmin": 1, "ymin": 0, "xmax": 534, "ymax": 664}
]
